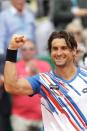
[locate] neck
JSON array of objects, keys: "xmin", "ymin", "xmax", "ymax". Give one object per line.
[
  {"xmin": 24, "ymin": 59, "xmax": 30, "ymax": 65},
  {"xmin": 55, "ymin": 64, "xmax": 77, "ymax": 81},
  {"xmin": 12, "ymin": 4, "xmax": 24, "ymax": 13},
  {"xmin": 24, "ymin": 58, "xmax": 36, "ymax": 65}
]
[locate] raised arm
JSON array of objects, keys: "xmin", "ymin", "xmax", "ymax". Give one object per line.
[{"xmin": 4, "ymin": 35, "xmax": 34, "ymax": 95}]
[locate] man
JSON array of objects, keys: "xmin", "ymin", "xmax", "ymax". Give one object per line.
[
  {"xmin": 4, "ymin": 31, "xmax": 87, "ymax": 131},
  {"xmin": 0, "ymin": 0, "xmax": 36, "ymax": 56},
  {"xmin": 11, "ymin": 40, "xmax": 51, "ymax": 131}
]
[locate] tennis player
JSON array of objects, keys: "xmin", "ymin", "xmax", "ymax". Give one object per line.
[{"xmin": 4, "ymin": 31, "xmax": 87, "ymax": 131}]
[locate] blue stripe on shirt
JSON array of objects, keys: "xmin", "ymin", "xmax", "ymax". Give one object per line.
[{"xmin": 26, "ymin": 74, "xmax": 41, "ymax": 94}]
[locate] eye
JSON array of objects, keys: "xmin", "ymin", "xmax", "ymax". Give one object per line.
[
  {"xmin": 52, "ymin": 47, "xmax": 58, "ymax": 51},
  {"xmin": 61, "ymin": 46, "xmax": 68, "ymax": 50}
]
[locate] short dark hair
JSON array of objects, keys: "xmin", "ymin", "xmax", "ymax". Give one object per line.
[{"xmin": 48, "ymin": 31, "xmax": 77, "ymax": 53}]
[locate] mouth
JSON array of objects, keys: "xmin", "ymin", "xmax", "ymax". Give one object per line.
[
  {"xmin": 55, "ymin": 57, "xmax": 65, "ymax": 61},
  {"xmin": 54, "ymin": 57, "xmax": 66, "ymax": 64}
]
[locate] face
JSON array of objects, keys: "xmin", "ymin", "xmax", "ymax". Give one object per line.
[
  {"xmin": 21, "ymin": 40, "xmax": 36, "ymax": 61},
  {"xmin": 51, "ymin": 38, "xmax": 76, "ymax": 67},
  {"xmin": 12, "ymin": 0, "xmax": 25, "ymax": 11}
]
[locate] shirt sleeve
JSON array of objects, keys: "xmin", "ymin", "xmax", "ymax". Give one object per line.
[{"xmin": 26, "ymin": 74, "xmax": 41, "ymax": 94}]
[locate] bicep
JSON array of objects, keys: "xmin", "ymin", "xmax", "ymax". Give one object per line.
[
  {"xmin": 5, "ymin": 74, "xmax": 41, "ymax": 96},
  {"xmin": 5, "ymin": 77, "xmax": 34, "ymax": 95}
]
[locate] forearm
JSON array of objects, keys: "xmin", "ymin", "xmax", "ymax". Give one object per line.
[
  {"xmin": 4, "ymin": 60, "xmax": 20, "ymax": 94},
  {"xmin": 72, "ymin": 8, "xmax": 87, "ymax": 17},
  {"xmin": 4, "ymin": 61, "xmax": 17, "ymax": 88}
]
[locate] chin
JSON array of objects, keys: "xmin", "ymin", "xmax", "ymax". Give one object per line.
[{"xmin": 17, "ymin": 5, "xmax": 24, "ymax": 11}]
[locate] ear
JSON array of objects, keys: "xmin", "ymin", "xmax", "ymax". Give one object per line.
[{"xmin": 72, "ymin": 49, "xmax": 77, "ymax": 58}]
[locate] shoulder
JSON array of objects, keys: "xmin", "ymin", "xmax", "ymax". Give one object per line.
[
  {"xmin": 79, "ymin": 67, "xmax": 87, "ymax": 76},
  {"xmin": 0, "ymin": 8, "xmax": 11, "ymax": 21},
  {"xmin": 16, "ymin": 60, "xmax": 24, "ymax": 66},
  {"xmin": 0, "ymin": 8, "xmax": 10, "ymax": 16},
  {"xmin": 24, "ymin": 8, "xmax": 35, "ymax": 19}
]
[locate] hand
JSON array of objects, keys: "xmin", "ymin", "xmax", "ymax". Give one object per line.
[
  {"xmin": 74, "ymin": 8, "xmax": 87, "ymax": 16},
  {"xmin": 8, "ymin": 34, "xmax": 27, "ymax": 50}
]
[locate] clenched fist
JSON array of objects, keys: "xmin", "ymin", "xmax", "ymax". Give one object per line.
[{"xmin": 8, "ymin": 34, "xmax": 27, "ymax": 50}]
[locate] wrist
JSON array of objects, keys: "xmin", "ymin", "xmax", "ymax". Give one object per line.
[
  {"xmin": 6, "ymin": 48, "xmax": 17, "ymax": 62},
  {"xmin": 8, "ymin": 45, "xmax": 18, "ymax": 50}
]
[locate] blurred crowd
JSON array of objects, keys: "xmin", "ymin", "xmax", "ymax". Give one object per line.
[{"xmin": 0, "ymin": 0, "xmax": 87, "ymax": 131}]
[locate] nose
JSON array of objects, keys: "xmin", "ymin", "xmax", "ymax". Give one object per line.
[{"xmin": 57, "ymin": 48, "xmax": 62, "ymax": 56}]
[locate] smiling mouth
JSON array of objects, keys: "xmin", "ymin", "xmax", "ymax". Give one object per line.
[{"xmin": 55, "ymin": 58, "xmax": 65, "ymax": 61}]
